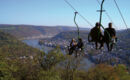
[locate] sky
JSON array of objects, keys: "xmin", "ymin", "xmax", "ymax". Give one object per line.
[{"xmin": 0, "ymin": 0, "xmax": 129, "ymax": 29}]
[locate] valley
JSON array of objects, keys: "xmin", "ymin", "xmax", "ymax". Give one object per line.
[{"xmin": 1, "ymin": 24, "xmax": 129, "ymax": 67}]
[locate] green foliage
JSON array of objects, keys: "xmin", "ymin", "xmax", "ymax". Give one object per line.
[
  {"xmin": 85, "ymin": 64, "xmax": 130, "ymax": 80},
  {"xmin": 114, "ymin": 64, "xmax": 130, "ymax": 80},
  {"xmin": 86, "ymin": 64, "xmax": 119, "ymax": 80},
  {"xmin": 40, "ymin": 47, "xmax": 65, "ymax": 70},
  {"xmin": 38, "ymin": 69, "xmax": 61, "ymax": 80},
  {"xmin": 1, "ymin": 50, "xmax": 130, "ymax": 80},
  {"xmin": 0, "ymin": 53, "xmax": 15, "ymax": 80}
]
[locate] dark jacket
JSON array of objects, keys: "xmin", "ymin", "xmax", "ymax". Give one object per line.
[
  {"xmin": 90, "ymin": 27, "xmax": 103, "ymax": 41},
  {"xmin": 104, "ymin": 28, "xmax": 116, "ymax": 41},
  {"xmin": 77, "ymin": 41, "xmax": 84, "ymax": 49}
]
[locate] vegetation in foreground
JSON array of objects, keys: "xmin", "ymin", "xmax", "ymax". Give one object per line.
[{"xmin": 1, "ymin": 47, "xmax": 130, "ymax": 80}]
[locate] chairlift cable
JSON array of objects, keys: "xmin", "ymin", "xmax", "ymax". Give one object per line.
[
  {"xmin": 64, "ymin": 0, "xmax": 93, "ymax": 27},
  {"xmin": 113, "ymin": 0, "xmax": 129, "ymax": 31}
]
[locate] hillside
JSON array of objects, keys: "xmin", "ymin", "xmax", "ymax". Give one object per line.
[
  {"xmin": 116, "ymin": 29, "xmax": 130, "ymax": 52},
  {"xmin": 52, "ymin": 29, "xmax": 130, "ymax": 41},
  {"xmin": 0, "ymin": 24, "xmax": 89, "ymax": 39},
  {"xmin": 0, "ymin": 24, "xmax": 43, "ymax": 39},
  {"xmin": 52, "ymin": 30, "xmax": 89, "ymax": 40},
  {"xmin": 0, "ymin": 30, "xmax": 41, "ymax": 57}
]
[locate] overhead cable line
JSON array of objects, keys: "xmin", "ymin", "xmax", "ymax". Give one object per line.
[
  {"xmin": 113, "ymin": 0, "xmax": 129, "ymax": 30},
  {"xmin": 96, "ymin": 0, "xmax": 117, "ymax": 29},
  {"xmin": 64, "ymin": 0, "xmax": 93, "ymax": 27}
]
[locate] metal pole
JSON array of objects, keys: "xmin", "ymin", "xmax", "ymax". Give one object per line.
[
  {"xmin": 74, "ymin": 12, "xmax": 80, "ymax": 39},
  {"xmin": 99, "ymin": 0, "xmax": 105, "ymax": 28}
]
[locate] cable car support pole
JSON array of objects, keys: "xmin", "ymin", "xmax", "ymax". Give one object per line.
[
  {"xmin": 98, "ymin": 0, "xmax": 112, "ymax": 42},
  {"xmin": 74, "ymin": 12, "xmax": 80, "ymax": 39},
  {"xmin": 99, "ymin": 0, "xmax": 105, "ymax": 29}
]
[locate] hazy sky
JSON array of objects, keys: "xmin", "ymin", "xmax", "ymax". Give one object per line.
[{"xmin": 0, "ymin": 0, "xmax": 129, "ymax": 29}]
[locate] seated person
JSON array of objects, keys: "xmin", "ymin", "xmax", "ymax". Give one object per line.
[
  {"xmin": 77, "ymin": 38, "xmax": 84, "ymax": 51},
  {"xmin": 69, "ymin": 38, "xmax": 77, "ymax": 55},
  {"xmin": 104, "ymin": 22, "xmax": 117, "ymax": 51},
  {"xmin": 88, "ymin": 22, "xmax": 103, "ymax": 49}
]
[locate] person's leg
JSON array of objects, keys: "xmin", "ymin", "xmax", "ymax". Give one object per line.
[
  {"xmin": 95, "ymin": 42, "xmax": 98, "ymax": 50},
  {"xmin": 75, "ymin": 46, "xmax": 79, "ymax": 57},
  {"xmin": 110, "ymin": 43, "xmax": 114, "ymax": 51},
  {"xmin": 99, "ymin": 40, "xmax": 104, "ymax": 49},
  {"xmin": 69, "ymin": 47, "xmax": 74, "ymax": 55},
  {"xmin": 69, "ymin": 49, "xmax": 72, "ymax": 55},
  {"xmin": 75, "ymin": 50, "xmax": 78, "ymax": 58},
  {"xmin": 106, "ymin": 42, "xmax": 110, "ymax": 51}
]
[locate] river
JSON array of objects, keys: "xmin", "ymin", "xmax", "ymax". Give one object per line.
[
  {"xmin": 22, "ymin": 39, "xmax": 95, "ymax": 70},
  {"xmin": 22, "ymin": 39, "xmax": 54, "ymax": 53}
]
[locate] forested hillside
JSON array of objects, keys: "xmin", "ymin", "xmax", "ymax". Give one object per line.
[
  {"xmin": 0, "ymin": 24, "xmax": 88, "ymax": 39},
  {"xmin": 52, "ymin": 30, "xmax": 89, "ymax": 40},
  {"xmin": 0, "ymin": 30, "xmax": 41, "ymax": 57}
]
